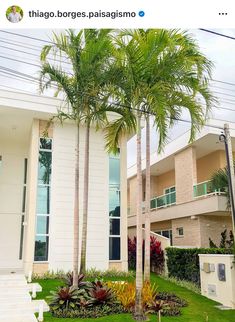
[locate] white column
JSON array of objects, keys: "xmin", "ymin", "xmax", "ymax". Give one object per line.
[{"xmin": 23, "ymin": 119, "xmax": 39, "ymax": 275}]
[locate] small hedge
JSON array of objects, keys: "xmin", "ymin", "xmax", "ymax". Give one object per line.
[
  {"xmin": 166, "ymin": 247, "xmax": 233, "ymax": 285},
  {"xmin": 51, "ymin": 304, "xmax": 124, "ymax": 318}
]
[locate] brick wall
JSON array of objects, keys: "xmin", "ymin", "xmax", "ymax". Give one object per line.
[
  {"xmin": 172, "ymin": 216, "xmax": 201, "ymax": 247},
  {"xmin": 175, "ymin": 146, "xmax": 197, "ymax": 204},
  {"xmin": 199, "ymin": 215, "xmax": 233, "ymax": 247}
]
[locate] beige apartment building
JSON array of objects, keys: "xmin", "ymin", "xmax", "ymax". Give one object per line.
[{"xmin": 128, "ymin": 121, "xmax": 234, "ymax": 248}]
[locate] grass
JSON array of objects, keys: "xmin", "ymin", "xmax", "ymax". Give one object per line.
[{"xmin": 35, "ymin": 274, "xmax": 235, "ymax": 322}]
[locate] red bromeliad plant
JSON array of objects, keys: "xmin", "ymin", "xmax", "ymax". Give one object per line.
[
  {"xmin": 64, "ymin": 272, "xmax": 91, "ymax": 290},
  {"xmin": 89, "ymin": 280, "xmax": 114, "ymax": 305}
]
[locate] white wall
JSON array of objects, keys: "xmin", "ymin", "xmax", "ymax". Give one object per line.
[
  {"xmin": 0, "ymin": 139, "xmax": 28, "ymax": 269},
  {"xmin": 199, "ymin": 254, "xmax": 235, "ymax": 309},
  {"xmin": 49, "ymin": 123, "xmax": 109, "ymax": 272}
]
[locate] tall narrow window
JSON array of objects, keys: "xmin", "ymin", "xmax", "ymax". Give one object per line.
[
  {"xmin": 19, "ymin": 158, "xmax": 27, "ymax": 259},
  {"xmin": 34, "ymin": 138, "xmax": 52, "ymax": 261},
  {"xmin": 109, "ymin": 152, "xmax": 121, "ymax": 260}
]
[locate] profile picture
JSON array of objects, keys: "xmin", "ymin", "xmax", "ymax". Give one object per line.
[{"xmin": 6, "ymin": 5, "xmax": 23, "ymax": 23}]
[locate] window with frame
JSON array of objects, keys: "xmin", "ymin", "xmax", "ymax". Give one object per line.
[
  {"xmin": 155, "ymin": 229, "xmax": 173, "ymax": 245},
  {"xmin": 176, "ymin": 227, "xmax": 184, "ymax": 236},
  {"xmin": 109, "ymin": 153, "xmax": 121, "ymax": 261},
  {"xmin": 34, "ymin": 138, "xmax": 52, "ymax": 261},
  {"xmin": 19, "ymin": 158, "xmax": 27, "ymax": 259}
]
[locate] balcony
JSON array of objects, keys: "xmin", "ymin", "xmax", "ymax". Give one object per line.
[
  {"xmin": 193, "ymin": 180, "xmax": 223, "ymax": 198},
  {"xmin": 150, "ymin": 190, "xmax": 176, "ymax": 210}
]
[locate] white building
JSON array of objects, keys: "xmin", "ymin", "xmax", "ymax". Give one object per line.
[{"xmin": 0, "ymin": 89, "xmax": 128, "ymax": 275}]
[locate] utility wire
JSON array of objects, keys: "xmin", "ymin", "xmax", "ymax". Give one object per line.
[
  {"xmin": 1, "ymin": 29, "xmax": 235, "ymax": 90},
  {"xmin": 199, "ymin": 29, "xmax": 235, "ymax": 41},
  {"xmin": 0, "ymin": 77, "xmax": 225, "ymax": 131},
  {"xmin": 0, "ymin": 53, "xmax": 235, "ymax": 109},
  {"xmin": 0, "ymin": 44, "xmax": 72, "ymax": 67},
  {"xmin": 0, "ymin": 64, "xmax": 235, "ymax": 110},
  {"xmin": 211, "ymin": 79, "xmax": 235, "ymax": 87}
]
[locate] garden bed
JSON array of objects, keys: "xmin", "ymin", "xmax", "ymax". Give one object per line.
[
  {"xmin": 35, "ymin": 274, "xmax": 235, "ymax": 322},
  {"xmin": 47, "ymin": 272, "xmax": 187, "ymax": 319}
]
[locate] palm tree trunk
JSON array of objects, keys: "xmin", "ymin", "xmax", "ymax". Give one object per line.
[
  {"xmin": 80, "ymin": 123, "xmax": 90, "ymax": 274},
  {"xmin": 73, "ymin": 123, "xmax": 80, "ymax": 286},
  {"xmin": 144, "ymin": 115, "xmax": 151, "ymax": 282},
  {"xmin": 134, "ymin": 112, "xmax": 146, "ymax": 320}
]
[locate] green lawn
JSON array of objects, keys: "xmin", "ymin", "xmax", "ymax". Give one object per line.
[{"xmin": 35, "ymin": 275, "xmax": 235, "ymax": 322}]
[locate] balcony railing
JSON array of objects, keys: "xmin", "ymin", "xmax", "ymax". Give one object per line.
[
  {"xmin": 150, "ymin": 191, "xmax": 176, "ymax": 210},
  {"xmin": 193, "ymin": 180, "xmax": 222, "ymax": 198}
]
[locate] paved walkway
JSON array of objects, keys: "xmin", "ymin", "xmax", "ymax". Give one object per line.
[{"xmin": 0, "ymin": 273, "xmax": 49, "ymax": 322}]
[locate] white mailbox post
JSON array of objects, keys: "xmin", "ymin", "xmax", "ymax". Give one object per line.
[{"xmin": 199, "ymin": 254, "xmax": 235, "ymax": 309}]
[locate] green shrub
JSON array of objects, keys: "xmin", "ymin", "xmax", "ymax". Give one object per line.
[
  {"xmin": 33, "ymin": 268, "xmax": 134, "ymax": 281},
  {"xmin": 166, "ymin": 247, "xmax": 232, "ymax": 285},
  {"xmin": 51, "ymin": 303, "xmax": 124, "ymax": 318},
  {"xmin": 85, "ymin": 268, "xmax": 135, "ymax": 279},
  {"xmin": 156, "ymin": 292, "xmax": 187, "ymax": 308},
  {"xmin": 33, "ymin": 270, "xmax": 66, "ymax": 280},
  {"xmin": 160, "ymin": 275, "xmax": 200, "ymax": 294}
]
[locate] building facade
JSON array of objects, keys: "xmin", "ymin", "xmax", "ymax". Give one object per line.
[
  {"xmin": 128, "ymin": 121, "xmax": 234, "ymax": 248},
  {"xmin": 0, "ymin": 89, "xmax": 128, "ymax": 275}
]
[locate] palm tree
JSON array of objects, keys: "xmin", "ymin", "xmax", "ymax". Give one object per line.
[
  {"xmin": 104, "ymin": 30, "xmax": 151, "ymax": 321},
  {"xmin": 144, "ymin": 115, "xmax": 151, "ymax": 282},
  {"xmin": 131, "ymin": 29, "xmax": 215, "ymax": 284},
  {"xmin": 211, "ymin": 165, "xmax": 233, "ymax": 208},
  {"xmin": 107, "ymin": 29, "xmax": 215, "ymax": 319},
  {"xmin": 40, "ymin": 29, "xmax": 115, "ymax": 284}
]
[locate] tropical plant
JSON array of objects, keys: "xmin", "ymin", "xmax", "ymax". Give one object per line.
[
  {"xmin": 89, "ymin": 280, "xmax": 114, "ymax": 305},
  {"xmin": 150, "ymin": 236, "xmax": 164, "ymax": 273},
  {"xmin": 128, "ymin": 237, "xmax": 137, "ymax": 270},
  {"xmin": 48, "ymin": 286, "xmax": 87, "ymax": 311},
  {"xmin": 113, "ymin": 281, "xmax": 136, "ymax": 312},
  {"xmin": 138, "ymin": 29, "xmax": 215, "ymax": 285},
  {"xmin": 210, "ymin": 163, "xmax": 235, "ymax": 208},
  {"xmin": 128, "ymin": 236, "xmax": 164, "ymax": 273},
  {"xmin": 107, "ymin": 281, "xmax": 158, "ymax": 312},
  {"xmin": 40, "ymin": 29, "xmax": 116, "ymax": 282},
  {"xmin": 51, "ymin": 303, "xmax": 124, "ymax": 318},
  {"xmin": 64, "ymin": 272, "xmax": 91, "ymax": 290},
  {"xmin": 156, "ymin": 292, "xmax": 187, "ymax": 308},
  {"xmin": 142, "ymin": 281, "xmax": 158, "ymax": 308},
  {"xmin": 145, "ymin": 300, "xmax": 165, "ymax": 315},
  {"xmin": 107, "ymin": 29, "xmax": 214, "ymax": 319},
  {"xmin": 209, "ymin": 229, "xmax": 234, "ymax": 249}
]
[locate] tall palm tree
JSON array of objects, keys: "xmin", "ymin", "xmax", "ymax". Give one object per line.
[
  {"xmin": 106, "ymin": 29, "xmax": 215, "ymax": 319},
  {"xmin": 40, "ymin": 29, "xmax": 115, "ymax": 283},
  {"xmin": 144, "ymin": 115, "xmax": 151, "ymax": 282},
  {"xmin": 104, "ymin": 30, "xmax": 150, "ymax": 321},
  {"xmin": 132, "ymin": 29, "xmax": 215, "ymax": 285}
]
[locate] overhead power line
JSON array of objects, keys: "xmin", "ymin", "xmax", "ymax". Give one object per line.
[
  {"xmin": 211, "ymin": 79, "xmax": 235, "ymax": 87},
  {"xmin": 0, "ymin": 63, "xmax": 235, "ymax": 111},
  {"xmin": 0, "ymin": 44, "xmax": 72, "ymax": 67},
  {"xmin": 1, "ymin": 29, "xmax": 235, "ymax": 90},
  {"xmin": 199, "ymin": 29, "xmax": 235, "ymax": 41}
]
